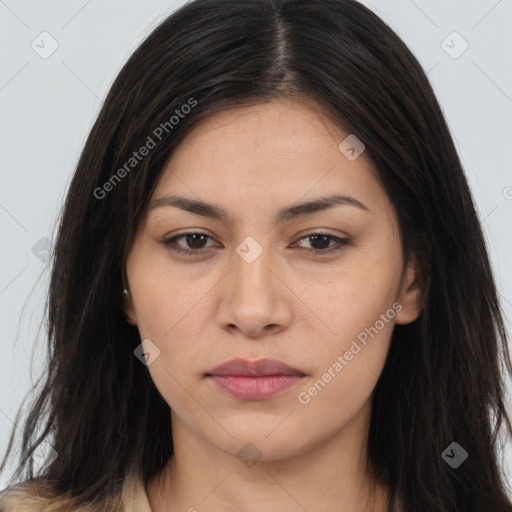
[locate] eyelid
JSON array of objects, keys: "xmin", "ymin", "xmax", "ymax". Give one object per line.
[
  {"xmin": 159, "ymin": 229, "xmax": 352, "ymax": 257},
  {"xmin": 296, "ymin": 227, "xmax": 351, "ymax": 239}
]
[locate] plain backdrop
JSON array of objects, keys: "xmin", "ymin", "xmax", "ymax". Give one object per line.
[{"xmin": 1, "ymin": 0, "xmax": 511, "ymax": 491}]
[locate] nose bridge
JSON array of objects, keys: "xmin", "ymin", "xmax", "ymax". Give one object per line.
[
  {"xmin": 217, "ymin": 230, "xmax": 293, "ymax": 339},
  {"xmin": 216, "ymin": 234, "xmax": 291, "ymax": 335},
  {"xmin": 231, "ymin": 235, "xmax": 275, "ymax": 300}
]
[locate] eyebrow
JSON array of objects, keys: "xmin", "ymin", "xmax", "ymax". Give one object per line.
[{"xmin": 149, "ymin": 193, "xmax": 370, "ymax": 224}]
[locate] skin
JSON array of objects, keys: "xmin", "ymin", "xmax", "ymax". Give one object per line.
[{"xmin": 123, "ymin": 98, "xmax": 422, "ymax": 512}]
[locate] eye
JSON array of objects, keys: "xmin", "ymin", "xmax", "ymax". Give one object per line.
[
  {"xmin": 160, "ymin": 232, "xmax": 216, "ymax": 255},
  {"xmin": 159, "ymin": 231, "xmax": 352, "ymax": 256},
  {"xmin": 292, "ymin": 233, "xmax": 352, "ymax": 255}
]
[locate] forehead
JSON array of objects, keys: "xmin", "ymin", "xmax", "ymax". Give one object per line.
[
  {"xmin": 151, "ymin": 99, "xmax": 389, "ymax": 219},
  {"xmin": 166, "ymin": 98, "xmax": 346, "ymax": 163}
]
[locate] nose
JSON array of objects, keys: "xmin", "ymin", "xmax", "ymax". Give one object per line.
[{"xmin": 216, "ymin": 242, "xmax": 293, "ymax": 338}]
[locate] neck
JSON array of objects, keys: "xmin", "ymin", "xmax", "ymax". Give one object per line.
[{"xmin": 147, "ymin": 399, "xmax": 392, "ymax": 512}]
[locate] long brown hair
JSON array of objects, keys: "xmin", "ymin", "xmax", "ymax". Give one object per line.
[{"xmin": 1, "ymin": 1, "xmax": 511, "ymax": 510}]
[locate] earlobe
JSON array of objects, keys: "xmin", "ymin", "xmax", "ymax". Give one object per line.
[
  {"xmin": 122, "ymin": 289, "xmax": 138, "ymax": 325},
  {"xmin": 394, "ymin": 262, "xmax": 424, "ymax": 325}
]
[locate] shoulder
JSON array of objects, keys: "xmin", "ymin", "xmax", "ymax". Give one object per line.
[
  {"xmin": 0, "ymin": 480, "xmax": 51, "ymax": 511},
  {"xmin": 0, "ymin": 473, "xmax": 152, "ymax": 512},
  {"xmin": 0, "ymin": 480, "xmax": 80, "ymax": 512}
]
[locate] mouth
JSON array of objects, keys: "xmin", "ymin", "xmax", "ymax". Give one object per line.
[{"xmin": 205, "ymin": 358, "xmax": 306, "ymax": 401}]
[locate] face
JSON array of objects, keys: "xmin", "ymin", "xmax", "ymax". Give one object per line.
[{"xmin": 124, "ymin": 98, "xmax": 422, "ymax": 463}]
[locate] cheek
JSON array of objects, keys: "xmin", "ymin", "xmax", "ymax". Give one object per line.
[
  {"xmin": 129, "ymin": 257, "xmax": 207, "ymax": 338},
  {"xmin": 294, "ymin": 251, "xmax": 400, "ymax": 404},
  {"xmin": 294, "ymin": 318, "xmax": 394, "ymax": 441},
  {"xmin": 302, "ymin": 254, "xmax": 401, "ymax": 347},
  {"xmin": 307, "ymin": 293, "xmax": 395, "ymax": 390},
  {"xmin": 128, "ymin": 269, "xmax": 209, "ymax": 398}
]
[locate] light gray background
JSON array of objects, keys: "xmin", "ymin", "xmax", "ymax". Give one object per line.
[{"xmin": 1, "ymin": 0, "xmax": 511, "ymax": 490}]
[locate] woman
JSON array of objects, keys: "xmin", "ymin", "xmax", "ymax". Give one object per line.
[{"xmin": 1, "ymin": 0, "xmax": 511, "ymax": 510}]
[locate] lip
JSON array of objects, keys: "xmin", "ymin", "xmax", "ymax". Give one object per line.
[
  {"xmin": 208, "ymin": 358, "xmax": 305, "ymax": 377},
  {"xmin": 206, "ymin": 358, "xmax": 306, "ymax": 401}
]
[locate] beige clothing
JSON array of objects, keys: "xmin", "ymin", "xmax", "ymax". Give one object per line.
[
  {"xmin": 0, "ymin": 472, "xmax": 152, "ymax": 512},
  {"xmin": 0, "ymin": 473, "xmax": 403, "ymax": 511}
]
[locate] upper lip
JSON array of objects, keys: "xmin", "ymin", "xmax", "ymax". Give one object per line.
[{"xmin": 207, "ymin": 358, "xmax": 305, "ymax": 377}]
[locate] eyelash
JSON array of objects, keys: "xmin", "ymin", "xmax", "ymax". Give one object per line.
[{"xmin": 159, "ymin": 231, "xmax": 352, "ymax": 256}]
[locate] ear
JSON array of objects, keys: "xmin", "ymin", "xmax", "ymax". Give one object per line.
[
  {"xmin": 394, "ymin": 256, "xmax": 424, "ymax": 325},
  {"xmin": 122, "ymin": 289, "xmax": 138, "ymax": 326}
]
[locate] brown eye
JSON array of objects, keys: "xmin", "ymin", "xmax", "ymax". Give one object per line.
[
  {"xmin": 293, "ymin": 233, "xmax": 352, "ymax": 255},
  {"xmin": 161, "ymin": 232, "xmax": 217, "ymax": 255},
  {"xmin": 160, "ymin": 231, "xmax": 351, "ymax": 257}
]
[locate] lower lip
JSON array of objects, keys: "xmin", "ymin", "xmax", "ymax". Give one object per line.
[{"xmin": 208, "ymin": 375, "xmax": 304, "ymax": 400}]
